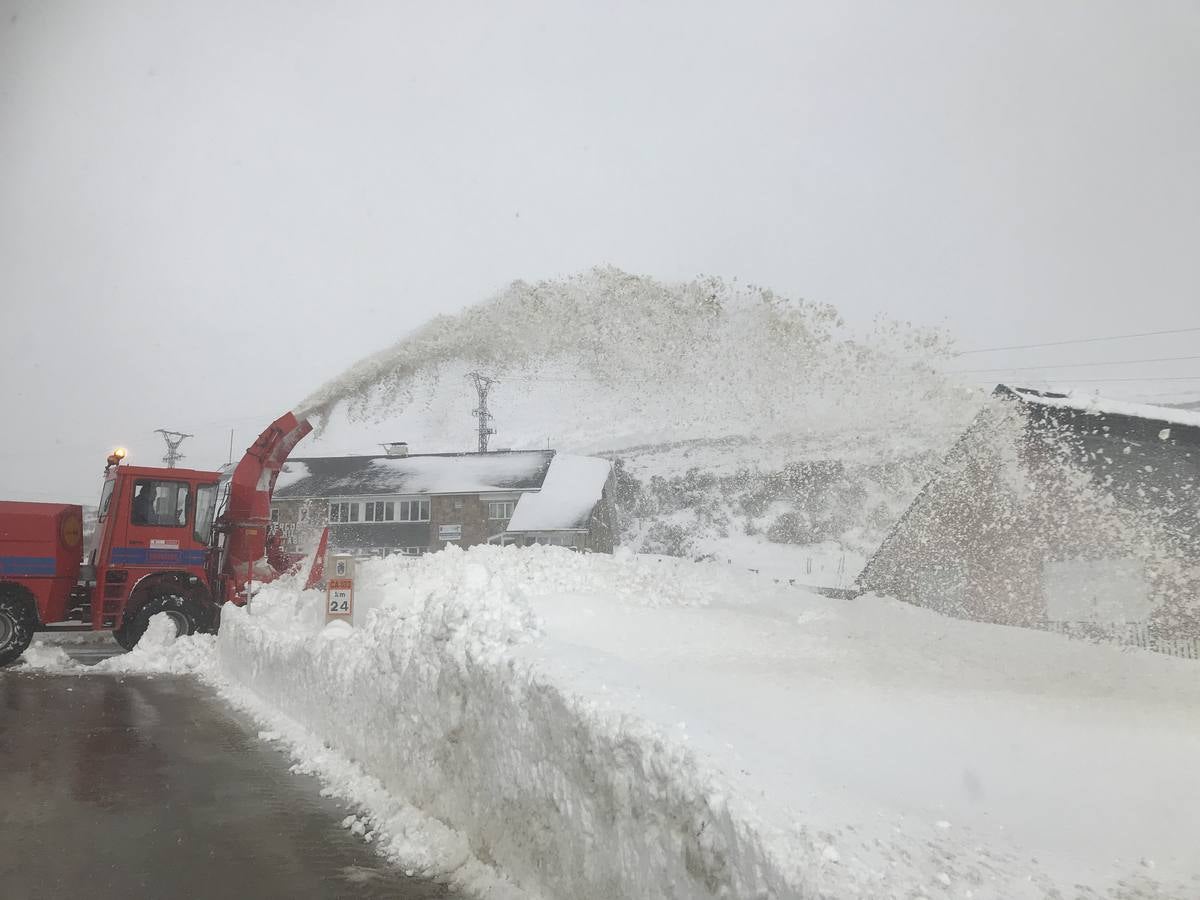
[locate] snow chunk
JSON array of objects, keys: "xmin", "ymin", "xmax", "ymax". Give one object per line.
[
  {"xmin": 17, "ymin": 641, "xmax": 81, "ymax": 671},
  {"xmin": 139, "ymin": 612, "xmax": 178, "ymax": 650},
  {"xmin": 93, "ymin": 613, "xmax": 216, "ymax": 675}
]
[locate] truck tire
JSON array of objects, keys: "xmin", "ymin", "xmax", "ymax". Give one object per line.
[
  {"xmin": 0, "ymin": 588, "xmax": 37, "ymax": 667},
  {"xmin": 114, "ymin": 590, "xmax": 204, "ymax": 651}
]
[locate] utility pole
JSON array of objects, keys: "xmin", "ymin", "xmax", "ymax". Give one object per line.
[
  {"xmin": 467, "ymin": 372, "xmax": 498, "ymax": 453},
  {"xmin": 154, "ymin": 429, "xmax": 194, "ymax": 468}
]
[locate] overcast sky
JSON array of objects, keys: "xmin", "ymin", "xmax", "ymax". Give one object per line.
[{"xmin": 2, "ymin": 1, "xmax": 1197, "ymax": 503}]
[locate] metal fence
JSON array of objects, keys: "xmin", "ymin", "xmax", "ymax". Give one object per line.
[{"xmin": 1045, "ymin": 620, "xmax": 1200, "ymax": 661}]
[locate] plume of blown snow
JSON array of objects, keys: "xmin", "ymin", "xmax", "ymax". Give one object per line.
[{"xmin": 297, "ymin": 266, "xmax": 978, "ymax": 447}]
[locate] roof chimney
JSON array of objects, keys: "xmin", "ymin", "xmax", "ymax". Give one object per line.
[{"xmin": 382, "ymin": 441, "xmax": 409, "ymax": 458}]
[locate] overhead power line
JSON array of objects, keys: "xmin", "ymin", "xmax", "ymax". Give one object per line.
[
  {"xmin": 951, "ymin": 353, "xmax": 1200, "ymax": 375},
  {"xmin": 989, "ymin": 374, "xmax": 1200, "ymax": 384},
  {"xmin": 956, "ymin": 326, "xmax": 1200, "ymax": 357}
]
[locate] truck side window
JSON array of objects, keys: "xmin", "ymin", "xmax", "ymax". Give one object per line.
[
  {"xmin": 194, "ymin": 484, "xmax": 218, "ymax": 544},
  {"xmin": 131, "ymin": 480, "xmax": 190, "ymax": 528},
  {"xmin": 98, "ymin": 480, "xmax": 116, "ymax": 521}
]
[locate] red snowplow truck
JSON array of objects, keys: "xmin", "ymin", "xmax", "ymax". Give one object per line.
[{"xmin": 0, "ymin": 412, "xmax": 312, "ymax": 666}]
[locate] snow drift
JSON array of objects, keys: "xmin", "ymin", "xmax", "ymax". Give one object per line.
[{"xmin": 216, "ymin": 546, "xmax": 1200, "ymax": 899}]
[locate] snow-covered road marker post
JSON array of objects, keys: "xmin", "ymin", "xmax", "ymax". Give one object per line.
[{"xmin": 325, "ymin": 554, "xmax": 355, "ymax": 625}]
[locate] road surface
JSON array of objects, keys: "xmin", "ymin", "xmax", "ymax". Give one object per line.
[{"xmin": 0, "ymin": 669, "xmax": 452, "ymax": 899}]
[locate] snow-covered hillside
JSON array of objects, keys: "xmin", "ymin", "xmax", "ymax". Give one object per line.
[{"xmin": 205, "ymin": 547, "xmax": 1200, "ymax": 899}]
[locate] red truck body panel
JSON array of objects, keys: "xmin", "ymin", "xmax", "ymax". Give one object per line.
[{"xmin": 0, "ymin": 502, "xmax": 84, "ymax": 624}]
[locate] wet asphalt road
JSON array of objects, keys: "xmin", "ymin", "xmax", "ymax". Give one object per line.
[{"xmin": 0, "ymin": 668, "xmax": 451, "ymax": 900}]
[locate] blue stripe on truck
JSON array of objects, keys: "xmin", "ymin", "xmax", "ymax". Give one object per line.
[
  {"xmin": 109, "ymin": 547, "xmax": 207, "ymax": 567},
  {"xmin": 0, "ymin": 555, "xmax": 58, "ymax": 576}
]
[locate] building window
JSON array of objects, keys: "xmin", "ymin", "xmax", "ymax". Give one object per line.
[
  {"xmin": 398, "ymin": 547, "xmax": 423, "ymax": 556},
  {"xmin": 364, "ymin": 501, "xmax": 395, "ymax": 523},
  {"xmin": 397, "ymin": 499, "xmax": 430, "ymax": 522},
  {"xmin": 488, "ymin": 500, "xmax": 516, "ymax": 520},
  {"xmin": 528, "ymin": 533, "xmax": 580, "ymax": 548},
  {"xmin": 329, "ymin": 501, "xmax": 359, "ymax": 523},
  {"xmin": 270, "ymin": 507, "xmax": 280, "ymax": 523}
]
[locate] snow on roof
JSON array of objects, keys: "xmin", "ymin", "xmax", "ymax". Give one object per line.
[
  {"xmin": 273, "ymin": 450, "xmax": 554, "ymax": 498},
  {"xmin": 367, "ymin": 453, "xmax": 552, "ymax": 494},
  {"xmin": 1004, "ymin": 386, "xmax": 1200, "ymax": 430},
  {"xmin": 507, "ymin": 454, "xmax": 611, "ymax": 532},
  {"xmin": 274, "ymin": 461, "xmax": 311, "ymax": 491}
]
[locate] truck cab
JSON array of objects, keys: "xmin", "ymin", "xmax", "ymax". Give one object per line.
[{"xmin": 88, "ymin": 464, "xmax": 222, "ymax": 643}]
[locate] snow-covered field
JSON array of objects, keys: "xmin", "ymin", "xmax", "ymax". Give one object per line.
[{"xmin": 22, "ymin": 547, "xmax": 1195, "ymax": 898}]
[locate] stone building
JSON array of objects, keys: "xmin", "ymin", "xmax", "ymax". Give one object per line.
[
  {"xmin": 269, "ymin": 446, "xmax": 616, "ymax": 557},
  {"xmin": 857, "ymin": 385, "xmax": 1200, "ymax": 655}
]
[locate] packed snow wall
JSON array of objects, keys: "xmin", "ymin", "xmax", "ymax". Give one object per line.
[{"xmin": 216, "ymin": 549, "xmax": 803, "ymax": 900}]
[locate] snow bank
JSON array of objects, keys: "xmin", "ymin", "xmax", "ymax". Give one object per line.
[
  {"xmin": 214, "ymin": 546, "xmax": 1200, "ymax": 899},
  {"xmin": 217, "ymin": 548, "xmax": 800, "ymax": 899}
]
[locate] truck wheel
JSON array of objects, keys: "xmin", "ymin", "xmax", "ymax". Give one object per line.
[
  {"xmin": 114, "ymin": 591, "xmax": 204, "ymax": 651},
  {"xmin": 0, "ymin": 591, "xmax": 36, "ymax": 667}
]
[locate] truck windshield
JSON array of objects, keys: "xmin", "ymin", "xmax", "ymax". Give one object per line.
[{"xmin": 194, "ymin": 483, "xmax": 219, "ymax": 545}]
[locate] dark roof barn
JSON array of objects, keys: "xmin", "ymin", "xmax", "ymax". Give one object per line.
[{"xmin": 858, "ymin": 385, "xmax": 1200, "ymax": 649}]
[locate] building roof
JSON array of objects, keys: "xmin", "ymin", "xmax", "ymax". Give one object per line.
[
  {"xmin": 860, "ymin": 385, "xmax": 1200, "ymax": 595},
  {"xmin": 996, "ymin": 385, "xmax": 1200, "ymax": 534},
  {"xmin": 999, "ymin": 385, "xmax": 1200, "ymax": 433},
  {"xmin": 507, "ymin": 454, "xmax": 612, "ymax": 532},
  {"xmin": 273, "ymin": 450, "xmax": 556, "ymax": 499},
  {"xmin": 857, "ymin": 385, "xmax": 1200, "ymax": 635}
]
